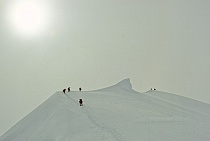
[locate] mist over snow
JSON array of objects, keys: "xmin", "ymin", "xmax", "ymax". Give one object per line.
[{"xmin": 1, "ymin": 79, "xmax": 210, "ymax": 141}]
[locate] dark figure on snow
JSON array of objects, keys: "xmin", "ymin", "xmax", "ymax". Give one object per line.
[
  {"xmin": 79, "ymin": 99, "xmax": 83, "ymax": 106},
  {"xmin": 79, "ymin": 87, "xmax": 82, "ymax": 91},
  {"xmin": 68, "ymin": 87, "xmax": 70, "ymax": 92},
  {"xmin": 154, "ymin": 88, "xmax": 156, "ymax": 90},
  {"xmin": 63, "ymin": 89, "xmax": 66, "ymax": 94}
]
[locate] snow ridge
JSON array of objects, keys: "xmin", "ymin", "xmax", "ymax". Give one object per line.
[{"xmin": 1, "ymin": 79, "xmax": 210, "ymax": 141}]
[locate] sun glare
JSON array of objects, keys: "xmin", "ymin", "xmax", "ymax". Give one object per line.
[{"xmin": 6, "ymin": 0, "xmax": 51, "ymax": 38}]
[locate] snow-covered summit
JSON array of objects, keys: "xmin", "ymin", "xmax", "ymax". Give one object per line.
[
  {"xmin": 97, "ymin": 78, "xmax": 133, "ymax": 92},
  {"xmin": 1, "ymin": 79, "xmax": 210, "ymax": 141}
]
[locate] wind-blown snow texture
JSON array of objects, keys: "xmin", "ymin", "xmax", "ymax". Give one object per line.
[{"xmin": 1, "ymin": 79, "xmax": 210, "ymax": 141}]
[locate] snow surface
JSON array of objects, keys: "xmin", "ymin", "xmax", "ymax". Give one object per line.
[{"xmin": 1, "ymin": 79, "xmax": 210, "ymax": 141}]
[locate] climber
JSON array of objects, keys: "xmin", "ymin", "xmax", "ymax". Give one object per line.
[
  {"xmin": 68, "ymin": 87, "xmax": 70, "ymax": 92},
  {"xmin": 79, "ymin": 99, "xmax": 83, "ymax": 106}
]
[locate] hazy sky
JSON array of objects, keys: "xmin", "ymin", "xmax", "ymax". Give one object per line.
[{"xmin": 1, "ymin": 0, "xmax": 210, "ymax": 135}]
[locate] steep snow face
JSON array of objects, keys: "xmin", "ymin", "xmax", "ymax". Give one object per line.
[{"xmin": 1, "ymin": 79, "xmax": 210, "ymax": 141}]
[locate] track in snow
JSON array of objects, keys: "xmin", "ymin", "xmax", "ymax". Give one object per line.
[{"xmin": 64, "ymin": 93, "xmax": 126, "ymax": 141}]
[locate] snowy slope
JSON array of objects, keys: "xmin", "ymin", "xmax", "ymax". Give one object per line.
[{"xmin": 1, "ymin": 79, "xmax": 210, "ymax": 141}]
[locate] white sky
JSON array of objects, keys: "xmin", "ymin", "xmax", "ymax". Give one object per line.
[{"xmin": 1, "ymin": 0, "xmax": 210, "ymax": 136}]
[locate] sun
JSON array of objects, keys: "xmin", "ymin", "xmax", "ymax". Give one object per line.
[{"xmin": 6, "ymin": 0, "xmax": 51, "ymax": 38}]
